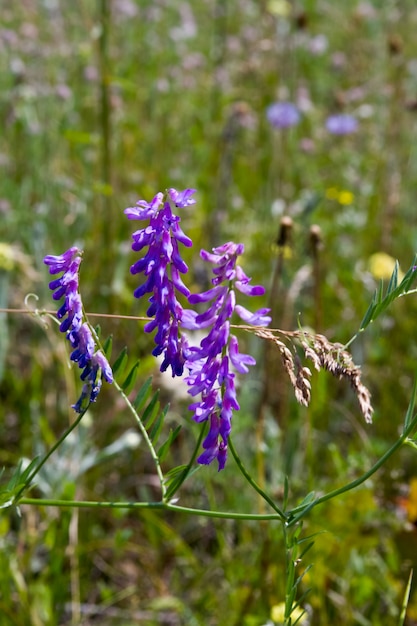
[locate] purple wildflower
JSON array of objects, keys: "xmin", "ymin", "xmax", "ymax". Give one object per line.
[
  {"xmin": 44, "ymin": 247, "xmax": 113, "ymax": 413},
  {"xmin": 182, "ymin": 242, "xmax": 271, "ymax": 470},
  {"xmin": 266, "ymin": 102, "xmax": 300, "ymax": 129},
  {"xmin": 325, "ymin": 113, "xmax": 358, "ymax": 135},
  {"xmin": 124, "ymin": 188, "xmax": 196, "ymax": 377}
]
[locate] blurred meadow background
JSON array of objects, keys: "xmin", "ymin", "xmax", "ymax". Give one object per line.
[{"xmin": 2, "ymin": 0, "xmax": 417, "ymax": 624}]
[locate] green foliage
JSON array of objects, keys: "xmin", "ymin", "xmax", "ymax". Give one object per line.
[
  {"xmin": 0, "ymin": 458, "xmax": 39, "ymax": 509},
  {"xmin": 359, "ymin": 257, "xmax": 417, "ymax": 333},
  {"xmin": 2, "ymin": 1, "xmax": 417, "ymax": 624}
]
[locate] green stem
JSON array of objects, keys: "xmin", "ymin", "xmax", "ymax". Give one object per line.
[
  {"xmin": 15, "ymin": 409, "xmax": 87, "ymax": 501},
  {"xmin": 164, "ymin": 422, "xmax": 207, "ymax": 501},
  {"xmin": 229, "ymin": 438, "xmax": 287, "ymax": 521},
  {"xmin": 18, "ymin": 497, "xmax": 283, "ymax": 521},
  {"xmin": 112, "ymin": 377, "xmax": 167, "ymax": 500},
  {"xmin": 287, "ymin": 410, "xmax": 417, "ymax": 526},
  {"xmin": 87, "ymin": 322, "xmax": 167, "ymax": 499}
]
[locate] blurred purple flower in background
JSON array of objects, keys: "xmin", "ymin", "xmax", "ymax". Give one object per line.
[
  {"xmin": 44, "ymin": 247, "xmax": 113, "ymax": 412},
  {"xmin": 325, "ymin": 113, "xmax": 358, "ymax": 135},
  {"xmin": 182, "ymin": 242, "xmax": 271, "ymax": 470},
  {"xmin": 266, "ymin": 102, "xmax": 300, "ymax": 129},
  {"xmin": 124, "ymin": 188, "xmax": 196, "ymax": 377}
]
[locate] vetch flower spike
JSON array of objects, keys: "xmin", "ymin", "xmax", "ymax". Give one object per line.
[
  {"xmin": 125, "ymin": 188, "xmax": 196, "ymax": 376},
  {"xmin": 44, "ymin": 247, "xmax": 113, "ymax": 412},
  {"xmin": 182, "ymin": 242, "xmax": 271, "ymax": 470}
]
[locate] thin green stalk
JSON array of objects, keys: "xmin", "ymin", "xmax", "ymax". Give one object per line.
[
  {"xmin": 15, "ymin": 408, "xmax": 87, "ymax": 502},
  {"xmin": 18, "ymin": 497, "xmax": 283, "ymax": 521},
  {"xmin": 287, "ymin": 410, "xmax": 417, "ymax": 526},
  {"xmin": 229, "ymin": 437, "xmax": 287, "ymax": 521},
  {"xmin": 164, "ymin": 422, "xmax": 207, "ymax": 501},
  {"xmin": 398, "ymin": 569, "xmax": 413, "ymax": 626},
  {"xmin": 87, "ymin": 322, "xmax": 167, "ymax": 499},
  {"xmin": 112, "ymin": 377, "xmax": 167, "ymax": 500}
]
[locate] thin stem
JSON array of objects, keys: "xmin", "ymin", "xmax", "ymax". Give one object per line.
[
  {"xmin": 86, "ymin": 320, "xmax": 167, "ymax": 500},
  {"xmin": 287, "ymin": 411, "xmax": 417, "ymax": 526},
  {"xmin": 18, "ymin": 497, "xmax": 284, "ymax": 521},
  {"xmin": 112, "ymin": 378, "xmax": 167, "ymax": 499},
  {"xmin": 229, "ymin": 437, "xmax": 287, "ymax": 521},
  {"xmin": 398, "ymin": 569, "xmax": 413, "ymax": 626},
  {"xmin": 164, "ymin": 423, "xmax": 207, "ymax": 501},
  {"xmin": 15, "ymin": 409, "xmax": 87, "ymax": 501}
]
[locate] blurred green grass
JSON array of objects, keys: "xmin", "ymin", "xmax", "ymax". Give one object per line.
[{"xmin": 2, "ymin": 1, "xmax": 417, "ymax": 624}]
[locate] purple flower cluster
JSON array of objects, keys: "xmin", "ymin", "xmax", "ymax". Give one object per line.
[
  {"xmin": 182, "ymin": 243, "xmax": 271, "ymax": 470},
  {"xmin": 44, "ymin": 189, "xmax": 270, "ymax": 469},
  {"xmin": 124, "ymin": 188, "xmax": 196, "ymax": 377},
  {"xmin": 44, "ymin": 247, "xmax": 113, "ymax": 413},
  {"xmin": 124, "ymin": 190, "xmax": 271, "ymax": 470}
]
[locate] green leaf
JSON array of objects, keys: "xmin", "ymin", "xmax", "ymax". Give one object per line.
[
  {"xmin": 359, "ymin": 300, "xmax": 376, "ymax": 331},
  {"xmin": 165, "ymin": 464, "xmax": 189, "ymax": 480},
  {"xmin": 0, "ymin": 458, "xmax": 40, "ymax": 507},
  {"xmin": 0, "ymin": 491, "xmax": 15, "ymax": 509},
  {"xmin": 121, "ymin": 361, "xmax": 140, "ymax": 395},
  {"xmin": 149, "ymin": 405, "xmax": 169, "ymax": 445},
  {"xmin": 386, "ymin": 260, "xmax": 399, "ymax": 294},
  {"xmin": 112, "ymin": 347, "xmax": 128, "ymax": 379},
  {"xmin": 298, "ymin": 491, "xmax": 316, "ymax": 509},
  {"xmin": 141, "ymin": 391, "xmax": 160, "ymax": 429},
  {"xmin": 157, "ymin": 425, "xmax": 182, "ymax": 462},
  {"xmin": 404, "ymin": 375, "xmax": 417, "ymax": 430},
  {"xmin": 94, "ymin": 324, "xmax": 101, "ymax": 337},
  {"xmin": 132, "ymin": 376, "xmax": 153, "ymax": 411},
  {"xmin": 283, "ymin": 475, "xmax": 289, "ymax": 510},
  {"xmin": 401, "ymin": 257, "xmax": 417, "ymax": 291},
  {"xmin": 102, "ymin": 335, "xmax": 113, "ymax": 359},
  {"xmin": 298, "ymin": 540, "xmax": 315, "ymax": 560},
  {"xmin": 293, "ymin": 608, "xmax": 308, "ymax": 626},
  {"xmin": 360, "ymin": 258, "xmax": 417, "ymax": 331}
]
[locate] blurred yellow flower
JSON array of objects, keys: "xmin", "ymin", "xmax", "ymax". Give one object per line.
[
  {"xmin": 338, "ymin": 190, "xmax": 354, "ymax": 205},
  {"xmin": 368, "ymin": 252, "xmax": 404, "ymax": 281},
  {"xmin": 267, "ymin": 0, "xmax": 291, "ymax": 17},
  {"xmin": 325, "ymin": 187, "xmax": 354, "ymax": 205},
  {"xmin": 271, "ymin": 602, "xmax": 307, "ymax": 624}
]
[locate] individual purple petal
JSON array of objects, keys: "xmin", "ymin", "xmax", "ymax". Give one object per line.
[
  {"xmin": 217, "ymin": 442, "xmax": 228, "ymax": 471},
  {"xmin": 180, "ymin": 309, "xmax": 200, "ymax": 330},
  {"xmin": 234, "ymin": 304, "xmax": 271, "ymax": 326},
  {"xmin": 228, "ymin": 335, "xmax": 256, "ymax": 374},
  {"xmin": 235, "ymin": 281, "xmax": 265, "ymax": 296},
  {"xmin": 168, "ymin": 187, "xmax": 197, "ymax": 208},
  {"xmin": 124, "ymin": 192, "xmax": 164, "ymax": 220},
  {"xmin": 234, "ymin": 267, "xmax": 265, "ymax": 296},
  {"xmin": 188, "ymin": 285, "xmax": 227, "ymax": 304},
  {"xmin": 171, "ymin": 266, "xmax": 191, "ymax": 298},
  {"xmin": 197, "ymin": 444, "xmax": 220, "ymax": 467},
  {"xmin": 93, "ymin": 350, "xmax": 114, "ymax": 383}
]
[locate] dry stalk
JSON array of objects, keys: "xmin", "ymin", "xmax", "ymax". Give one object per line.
[{"xmin": 250, "ymin": 327, "xmax": 373, "ymax": 423}]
